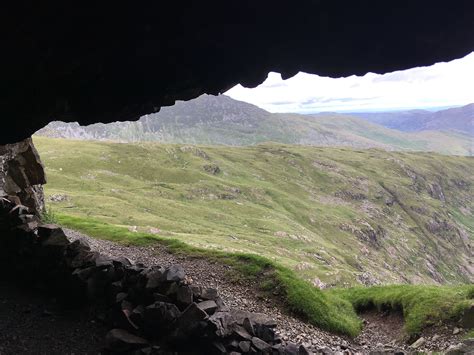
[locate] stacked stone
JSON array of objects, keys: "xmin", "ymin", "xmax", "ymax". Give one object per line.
[{"xmin": 0, "ymin": 197, "xmax": 310, "ymax": 354}]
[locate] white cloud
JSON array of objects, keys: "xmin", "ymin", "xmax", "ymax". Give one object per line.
[{"xmin": 225, "ymin": 52, "xmax": 474, "ymax": 113}]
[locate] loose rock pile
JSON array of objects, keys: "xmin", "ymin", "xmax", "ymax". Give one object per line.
[{"xmin": 0, "ymin": 197, "xmax": 310, "ymax": 354}]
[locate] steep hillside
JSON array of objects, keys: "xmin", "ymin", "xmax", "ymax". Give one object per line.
[
  {"xmin": 34, "ymin": 136, "xmax": 474, "ymax": 287},
  {"xmin": 351, "ymin": 104, "xmax": 473, "ymax": 135},
  {"xmin": 35, "ymin": 95, "xmax": 473, "ymax": 155}
]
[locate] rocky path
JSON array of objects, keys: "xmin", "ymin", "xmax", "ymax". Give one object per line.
[{"xmin": 64, "ymin": 228, "xmax": 470, "ymax": 354}]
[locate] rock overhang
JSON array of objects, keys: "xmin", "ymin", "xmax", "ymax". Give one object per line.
[{"xmin": 1, "ymin": 1, "xmax": 474, "ymax": 143}]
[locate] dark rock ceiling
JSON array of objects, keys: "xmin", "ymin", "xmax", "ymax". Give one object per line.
[{"xmin": 1, "ymin": 1, "xmax": 473, "ymax": 143}]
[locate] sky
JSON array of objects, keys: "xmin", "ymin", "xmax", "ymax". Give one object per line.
[{"xmin": 225, "ymin": 52, "xmax": 474, "ymax": 113}]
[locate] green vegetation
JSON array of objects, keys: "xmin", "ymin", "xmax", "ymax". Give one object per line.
[
  {"xmin": 41, "ymin": 206, "xmax": 58, "ymax": 224},
  {"xmin": 34, "ymin": 136, "xmax": 473, "ymax": 286},
  {"xmin": 330, "ymin": 285, "xmax": 474, "ymax": 335},
  {"xmin": 464, "ymin": 329, "xmax": 474, "ymax": 339}
]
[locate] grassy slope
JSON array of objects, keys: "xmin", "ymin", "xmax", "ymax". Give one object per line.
[
  {"xmin": 34, "ymin": 136, "xmax": 473, "ymax": 287},
  {"xmin": 330, "ymin": 285, "xmax": 474, "ymax": 335},
  {"xmin": 306, "ymin": 114, "xmax": 472, "ymax": 155}
]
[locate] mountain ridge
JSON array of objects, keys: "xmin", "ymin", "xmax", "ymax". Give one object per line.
[
  {"xmin": 349, "ymin": 103, "xmax": 473, "ymax": 135},
  {"xmin": 35, "ymin": 95, "xmax": 473, "ymax": 155}
]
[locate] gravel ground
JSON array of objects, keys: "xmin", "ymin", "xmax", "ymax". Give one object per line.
[
  {"xmin": 65, "ymin": 228, "xmax": 470, "ymax": 354},
  {"xmin": 0, "ymin": 281, "xmax": 106, "ymax": 354}
]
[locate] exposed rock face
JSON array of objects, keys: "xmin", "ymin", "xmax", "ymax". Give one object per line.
[
  {"xmin": 2, "ymin": 3, "xmax": 474, "ymax": 143},
  {"xmin": 0, "ymin": 138, "xmax": 46, "ymax": 214}
]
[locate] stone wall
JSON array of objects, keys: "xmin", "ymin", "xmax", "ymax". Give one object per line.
[
  {"xmin": 0, "ymin": 138, "xmax": 46, "ymax": 215},
  {"xmin": 0, "ymin": 196, "xmax": 310, "ymax": 354}
]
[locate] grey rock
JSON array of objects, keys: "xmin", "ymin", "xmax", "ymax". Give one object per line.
[
  {"xmin": 209, "ymin": 311, "xmax": 236, "ymax": 337},
  {"xmin": 116, "ymin": 292, "xmax": 128, "ymax": 303},
  {"xmin": 105, "ymin": 329, "xmax": 148, "ymax": 352},
  {"xmin": 243, "ymin": 317, "xmax": 255, "ymax": 336},
  {"xmin": 37, "ymin": 224, "xmax": 70, "ymax": 247},
  {"xmin": 144, "ymin": 301, "xmax": 181, "ymax": 330},
  {"xmin": 234, "ymin": 325, "xmax": 253, "ymax": 340},
  {"xmin": 298, "ymin": 344, "xmax": 311, "ymax": 355},
  {"xmin": 239, "ymin": 341, "xmax": 251, "ymax": 353},
  {"xmin": 251, "ymin": 337, "xmax": 271, "ymax": 352},
  {"xmin": 175, "ymin": 302, "xmax": 208, "ymax": 334},
  {"xmin": 212, "ymin": 341, "xmax": 227, "ymax": 354},
  {"xmin": 410, "ymin": 337, "xmax": 426, "ymax": 349},
  {"xmin": 197, "ymin": 300, "xmax": 218, "ymax": 315},
  {"xmin": 164, "ymin": 264, "xmax": 185, "ymax": 282},
  {"xmin": 176, "ymin": 285, "xmax": 193, "ymax": 306},
  {"xmin": 231, "ymin": 309, "xmax": 277, "ymax": 328},
  {"xmin": 201, "ymin": 287, "xmax": 218, "ymax": 301},
  {"xmin": 144, "ymin": 266, "xmax": 166, "ymax": 289}
]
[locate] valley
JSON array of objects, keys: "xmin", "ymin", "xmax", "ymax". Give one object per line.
[{"xmin": 34, "ymin": 136, "xmax": 473, "ymax": 288}]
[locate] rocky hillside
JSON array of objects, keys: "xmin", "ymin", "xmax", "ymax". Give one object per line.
[
  {"xmin": 34, "ymin": 136, "xmax": 473, "ymax": 287},
  {"xmin": 35, "ymin": 95, "xmax": 473, "ymax": 155},
  {"xmin": 351, "ymin": 103, "xmax": 473, "ymax": 135}
]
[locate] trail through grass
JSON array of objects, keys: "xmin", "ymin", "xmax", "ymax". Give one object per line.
[{"xmin": 55, "ymin": 213, "xmax": 474, "ymax": 337}]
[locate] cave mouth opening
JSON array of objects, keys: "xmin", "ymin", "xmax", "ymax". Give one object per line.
[{"xmin": 1, "ymin": 2, "xmax": 474, "ymax": 353}]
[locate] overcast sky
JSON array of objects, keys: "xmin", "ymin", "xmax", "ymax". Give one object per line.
[{"xmin": 225, "ymin": 52, "xmax": 474, "ymax": 113}]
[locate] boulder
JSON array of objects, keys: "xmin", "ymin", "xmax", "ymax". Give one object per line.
[
  {"xmin": 233, "ymin": 325, "xmax": 253, "ymax": 340},
  {"xmin": 243, "ymin": 317, "xmax": 255, "ymax": 336},
  {"xmin": 239, "ymin": 341, "xmax": 251, "ymax": 353},
  {"xmin": 144, "ymin": 302, "xmax": 181, "ymax": 331},
  {"xmin": 410, "ymin": 337, "xmax": 426, "ymax": 349},
  {"xmin": 105, "ymin": 329, "xmax": 148, "ymax": 352},
  {"xmin": 164, "ymin": 264, "xmax": 185, "ymax": 282},
  {"xmin": 197, "ymin": 300, "xmax": 218, "ymax": 315},
  {"xmin": 209, "ymin": 311, "xmax": 237, "ymax": 337},
  {"xmin": 153, "ymin": 292, "xmax": 172, "ymax": 303},
  {"xmin": 175, "ymin": 302, "xmax": 208, "ymax": 334},
  {"xmin": 144, "ymin": 266, "xmax": 166, "ymax": 289},
  {"xmin": 95, "ymin": 254, "xmax": 114, "ymax": 267},
  {"xmin": 201, "ymin": 287, "xmax": 219, "ymax": 301},
  {"xmin": 176, "ymin": 285, "xmax": 193, "ymax": 306},
  {"xmin": 251, "ymin": 337, "xmax": 271, "ymax": 352},
  {"xmin": 230, "ymin": 309, "xmax": 277, "ymax": 328},
  {"xmin": 37, "ymin": 224, "xmax": 70, "ymax": 247}
]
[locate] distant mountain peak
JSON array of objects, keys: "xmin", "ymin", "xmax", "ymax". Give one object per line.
[{"xmin": 35, "ymin": 96, "xmax": 473, "ymax": 155}]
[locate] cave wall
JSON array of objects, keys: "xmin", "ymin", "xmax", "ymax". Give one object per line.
[
  {"xmin": 0, "ymin": 138, "xmax": 46, "ymax": 215},
  {"xmin": 2, "ymin": 1, "xmax": 474, "ymax": 143}
]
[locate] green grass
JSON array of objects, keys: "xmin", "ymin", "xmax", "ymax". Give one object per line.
[
  {"xmin": 329, "ymin": 285, "xmax": 474, "ymax": 335},
  {"xmin": 464, "ymin": 329, "xmax": 474, "ymax": 339},
  {"xmin": 55, "ymin": 213, "xmax": 362, "ymax": 336},
  {"xmin": 34, "ymin": 136, "xmax": 474, "ymax": 286},
  {"xmin": 41, "ymin": 206, "xmax": 58, "ymax": 224}
]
